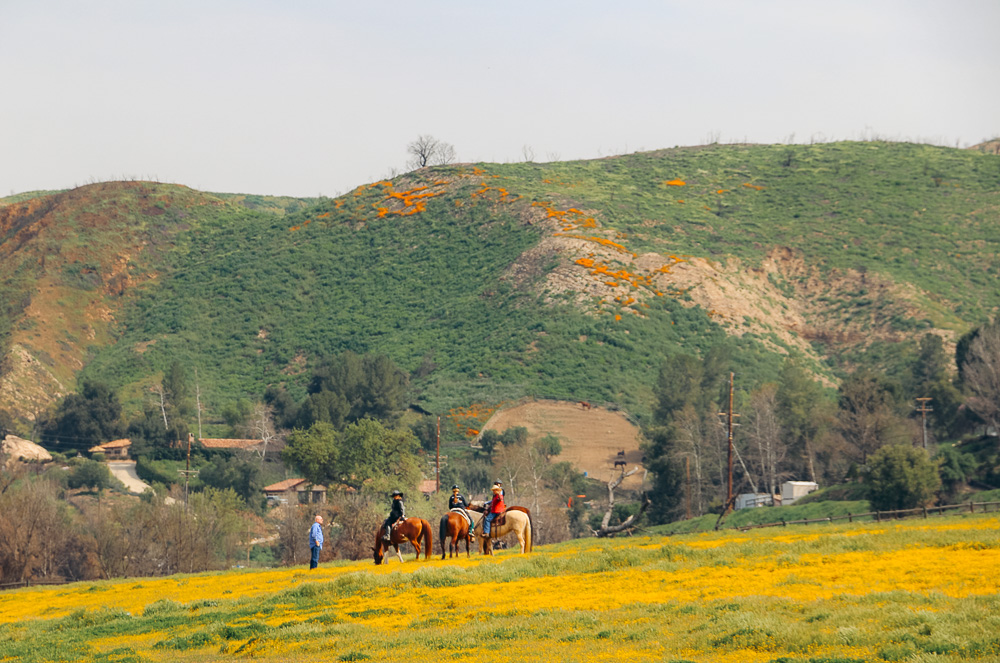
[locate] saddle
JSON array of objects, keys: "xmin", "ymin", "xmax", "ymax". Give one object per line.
[
  {"xmin": 450, "ymin": 508, "xmax": 472, "ymax": 529},
  {"xmin": 490, "ymin": 512, "xmax": 507, "ymax": 539}
]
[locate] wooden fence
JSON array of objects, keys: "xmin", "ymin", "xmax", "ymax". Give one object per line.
[{"xmin": 727, "ymin": 500, "xmax": 1000, "ymax": 532}]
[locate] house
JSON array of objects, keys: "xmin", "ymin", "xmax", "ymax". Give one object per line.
[
  {"xmin": 781, "ymin": 480, "xmax": 819, "ymax": 505},
  {"xmin": 263, "ymin": 478, "xmax": 327, "ymax": 505},
  {"xmin": 88, "ymin": 439, "xmax": 132, "ymax": 459},
  {"xmin": 199, "ymin": 438, "xmax": 263, "ymax": 451},
  {"xmin": 735, "ymin": 493, "xmax": 774, "ymax": 509}
]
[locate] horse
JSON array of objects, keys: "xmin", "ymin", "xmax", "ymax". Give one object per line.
[
  {"xmin": 468, "ymin": 504, "xmax": 533, "ymax": 555},
  {"xmin": 439, "ymin": 510, "xmax": 474, "ymax": 559},
  {"xmin": 372, "ymin": 517, "xmax": 433, "ymax": 565},
  {"xmin": 614, "ymin": 449, "xmax": 627, "ymax": 470}
]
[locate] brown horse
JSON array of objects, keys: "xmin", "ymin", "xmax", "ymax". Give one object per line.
[
  {"xmin": 439, "ymin": 510, "xmax": 474, "ymax": 559},
  {"xmin": 373, "ymin": 517, "xmax": 432, "ymax": 565}
]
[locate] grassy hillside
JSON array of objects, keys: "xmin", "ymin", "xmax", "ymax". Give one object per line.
[
  {"xmin": 1, "ymin": 514, "xmax": 998, "ymax": 662},
  {"xmin": 2, "ymin": 142, "xmax": 999, "ymax": 432}
]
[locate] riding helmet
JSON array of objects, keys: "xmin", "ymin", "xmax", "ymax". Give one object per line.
[
  {"xmin": 451, "ymin": 484, "xmax": 460, "ymax": 490},
  {"xmin": 391, "ymin": 489, "xmax": 403, "ymax": 497}
]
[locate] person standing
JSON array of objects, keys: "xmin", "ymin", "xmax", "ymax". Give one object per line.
[{"xmin": 309, "ymin": 515, "xmax": 324, "ymax": 569}]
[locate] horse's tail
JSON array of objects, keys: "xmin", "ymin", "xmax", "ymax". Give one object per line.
[
  {"xmin": 524, "ymin": 509, "xmax": 533, "ymax": 553},
  {"xmin": 439, "ymin": 515, "xmax": 448, "ymax": 559},
  {"xmin": 422, "ymin": 518, "xmax": 433, "ymax": 560}
]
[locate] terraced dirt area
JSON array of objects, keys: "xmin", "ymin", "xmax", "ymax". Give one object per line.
[{"xmin": 480, "ymin": 400, "xmax": 647, "ymax": 491}]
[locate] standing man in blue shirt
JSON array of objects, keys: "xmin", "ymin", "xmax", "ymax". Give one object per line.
[{"xmin": 309, "ymin": 515, "xmax": 324, "ymax": 569}]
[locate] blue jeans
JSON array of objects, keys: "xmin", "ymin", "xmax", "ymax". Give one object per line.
[
  {"xmin": 310, "ymin": 545, "xmax": 321, "ymax": 569},
  {"xmin": 484, "ymin": 512, "xmax": 496, "ymax": 536}
]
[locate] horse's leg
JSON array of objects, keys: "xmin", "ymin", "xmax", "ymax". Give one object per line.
[
  {"xmin": 515, "ymin": 527, "xmax": 526, "ymax": 554},
  {"xmin": 394, "ymin": 544, "xmax": 404, "ymax": 564}
]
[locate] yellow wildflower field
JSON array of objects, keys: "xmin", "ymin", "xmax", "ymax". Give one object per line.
[{"xmin": 1, "ymin": 514, "xmax": 998, "ymax": 662}]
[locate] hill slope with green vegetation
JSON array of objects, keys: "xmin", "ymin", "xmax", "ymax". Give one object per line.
[{"xmin": 2, "ymin": 142, "xmax": 998, "ymax": 435}]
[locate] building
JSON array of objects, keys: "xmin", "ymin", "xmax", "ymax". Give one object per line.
[
  {"xmin": 735, "ymin": 492, "xmax": 774, "ymax": 509},
  {"xmin": 263, "ymin": 478, "xmax": 327, "ymax": 505},
  {"xmin": 88, "ymin": 438, "xmax": 132, "ymax": 459},
  {"xmin": 781, "ymin": 480, "xmax": 819, "ymax": 505},
  {"xmin": 199, "ymin": 438, "xmax": 263, "ymax": 452}
]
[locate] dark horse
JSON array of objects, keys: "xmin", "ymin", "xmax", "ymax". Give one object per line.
[
  {"xmin": 373, "ymin": 517, "xmax": 433, "ymax": 565},
  {"xmin": 439, "ymin": 510, "xmax": 474, "ymax": 559}
]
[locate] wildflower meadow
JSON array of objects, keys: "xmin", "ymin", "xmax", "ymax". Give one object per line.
[{"xmin": 1, "ymin": 513, "xmax": 998, "ymax": 662}]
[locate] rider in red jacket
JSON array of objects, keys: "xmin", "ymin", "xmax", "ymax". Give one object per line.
[{"xmin": 483, "ymin": 482, "xmax": 505, "ymax": 537}]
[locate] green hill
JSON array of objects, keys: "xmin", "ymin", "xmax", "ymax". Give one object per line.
[{"xmin": 2, "ymin": 141, "xmax": 998, "ymax": 433}]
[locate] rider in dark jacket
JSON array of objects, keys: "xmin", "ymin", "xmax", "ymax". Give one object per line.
[
  {"xmin": 447, "ymin": 484, "xmax": 473, "ymax": 534},
  {"xmin": 382, "ymin": 490, "xmax": 406, "ymax": 543},
  {"xmin": 447, "ymin": 484, "xmax": 469, "ymax": 510}
]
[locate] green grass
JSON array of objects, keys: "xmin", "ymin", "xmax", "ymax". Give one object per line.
[
  {"xmin": 1, "ymin": 514, "xmax": 998, "ymax": 662},
  {"xmin": 4, "ymin": 142, "xmax": 999, "ymax": 428}
]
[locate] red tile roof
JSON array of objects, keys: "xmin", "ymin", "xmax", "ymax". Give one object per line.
[
  {"xmin": 199, "ymin": 438, "xmax": 261, "ymax": 449},
  {"xmin": 263, "ymin": 478, "xmax": 306, "ymax": 492},
  {"xmin": 88, "ymin": 438, "xmax": 131, "ymax": 452},
  {"xmin": 263, "ymin": 478, "xmax": 327, "ymax": 493}
]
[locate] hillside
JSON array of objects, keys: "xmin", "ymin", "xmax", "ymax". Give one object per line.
[
  {"xmin": 1, "ymin": 514, "xmax": 998, "ymax": 662},
  {"xmin": 1, "ymin": 141, "xmax": 998, "ymax": 433}
]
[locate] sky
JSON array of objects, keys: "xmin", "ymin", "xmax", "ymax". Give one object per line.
[{"xmin": 2, "ymin": 0, "xmax": 998, "ymax": 198}]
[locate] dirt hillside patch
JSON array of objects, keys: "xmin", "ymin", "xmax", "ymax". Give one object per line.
[{"xmin": 480, "ymin": 400, "xmax": 647, "ymax": 491}]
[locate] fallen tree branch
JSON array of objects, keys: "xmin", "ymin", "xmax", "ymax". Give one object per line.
[{"xmin": 593, "ymin": 466, "xmax": 649, "ymax": 537}]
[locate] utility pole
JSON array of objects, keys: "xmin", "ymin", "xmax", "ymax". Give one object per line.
[
  {"xmin": 715, "ymin": 372, "xmax": 740, "ymax": 530},
  {"xmin": 915, "ymin": 397, "xmax": 933, "ymax": 451},
  {"xmin": 436, "ymin": 415, "xmax": 441, "ymax": 493},
  {"xmin": 178, "ymin": 432, "xmax": 199, "ymax": 513}
]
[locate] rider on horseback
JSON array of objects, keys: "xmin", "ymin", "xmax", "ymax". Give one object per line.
[
  {"xmin": 382, "ymin": 489, "xmax": 405, "ymax": 544},
  {"xmin": 483, "ymin": 481, "xmax": 505, "ymax": 538},
  {"xmin": 448, "ymin": 484, "xmax": 474, "ymax": 537}
]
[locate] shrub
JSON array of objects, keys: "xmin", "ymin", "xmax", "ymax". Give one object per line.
[{"xmin": 867, "ymin": 445, "xmax": 941, "ymax": 511}]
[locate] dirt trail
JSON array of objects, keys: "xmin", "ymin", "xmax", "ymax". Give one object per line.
[{"xmin": 480, "ymin": 400, "xmax": 647, "ymax": 491}]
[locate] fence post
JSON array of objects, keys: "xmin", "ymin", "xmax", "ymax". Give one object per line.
[
  {"xmin": 875, "ymin": 511, "xmax": 881, "ymax": 522},
  {"xmin": 781, "ymin": 519, "xmax": 786, "ymax": 527},
  {"xmin": 922, "ymin": 506, "xmax": 927, "ymax": 519},
  {"xmin": 848, "ymin": 512, "xmax": 852, "ymax": 523},
  {"xmin": 970, "ymin": 501, "xmax": 975, "ymax": 514}
]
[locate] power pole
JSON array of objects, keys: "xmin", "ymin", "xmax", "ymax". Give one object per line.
[
  {"xmin": 715, "ymin": 372, "xmax": 740, "ymax": 530},
  {"xmin": 915, "ymin": 397, "xmax": 933, "ymax": 451},
  {"xmin": 436, "ymin": 415, "xmax": 441, "ymax": 493},
  {"xmin": 178, "ymin": 432, "xmax": 199, "ymax": 513}
]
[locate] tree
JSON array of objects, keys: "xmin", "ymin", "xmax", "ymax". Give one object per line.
[
  {"xmin": 776, "ymin": 361, "xmax": 828, "ymax": 482},
  {"xmin": 909, "ymin": 333, "xmax": 964, "ymax": 439},
  {"xmin": 67, "ymin": 459, "xmax": 113, "ymax": 492},
  {"xmin": 41, "ymin": 381, "xmax": 125, "ymax": 450},
  {"xmin": 282, "ymin": 422, "xmax": 340, "ymax": 487},
  {"xmin": 199, "ymin": 456, "xmax": 263, "ymax": 509},
  {"xmin": 301, "ymin": 352, "xmax": 408, "ymax": 429},
  {"xmin": 406, "ymin": 135, "xmax": 456, "ymax": 170},
  {"xmin": 867, "ymin": 445, "xmax": 940, "ymax": 511},
  {"xmin": 836, "ymin": 370, "xmax": 911, "ymax": 466},
  {"xmin": 743, "ymin": 384, "xmax": 786, "ymax": 496},
  {"xmin": 935, "ymin": 446, "xmax": 977, "ymax": 498},
  {"xmin": 283, "ymin": 419, "xmax": 421, "ymax": 492},
  {"xmin": 962, "ymin": 319, "xmax": 1000, "ymax": 434}
]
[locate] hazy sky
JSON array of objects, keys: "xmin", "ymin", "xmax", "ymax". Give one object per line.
[{"xmin": 2, "ymin": 1, "xmax": 998, "ymax": 198}]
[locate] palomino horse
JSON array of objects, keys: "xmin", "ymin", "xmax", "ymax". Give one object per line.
[
  {"xmin": 469, "ymin": 506, "xmax": 532, "ymax": 555},
  {"xmin": 373, "ymin": 517, "xmax": 432, "ymax": 565},
  {"xmin": 439, "ymin": 510, "xmax": 474, "ymax": 559}
]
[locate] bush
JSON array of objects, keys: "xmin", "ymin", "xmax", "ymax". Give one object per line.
[{"xmin": 867, "ymin": 445, "xmax": 941, "ymax": 511}]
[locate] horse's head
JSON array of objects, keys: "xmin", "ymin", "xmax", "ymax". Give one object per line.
[{"xmin": 372, "ymin": 544, "xmax": 384, "ymax": 565}]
